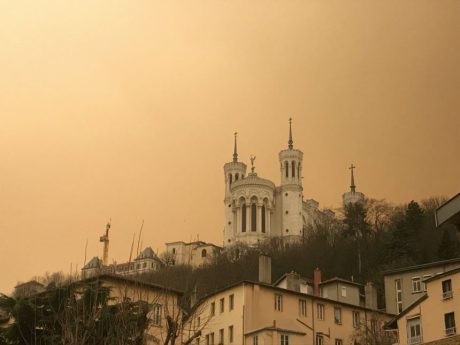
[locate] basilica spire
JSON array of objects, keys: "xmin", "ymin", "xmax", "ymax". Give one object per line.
[
  {"xmin": 233, "ymin": 131, "xmax": 238, "ymax": 162},
  {"xmin": 288, "ymin": 118, "xmax": 293, "ymax": 149},
  {"xmin": 349, "ymin": 164, "xmax": 356, "ymax": 193}
]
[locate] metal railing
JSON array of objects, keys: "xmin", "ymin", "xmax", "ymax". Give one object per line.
[
  {"xmin": 445, "ymin": 327, "xmax": 456, "ymax": 336},
  {"xmin": 443, "ymin": 290, "xmax": 453, "ymax": 300},
  {"xmin": 408, "ymin": 335, "xmax": 422, "ymax": 344}
]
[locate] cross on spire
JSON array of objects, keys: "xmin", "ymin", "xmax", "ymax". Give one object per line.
[
  {"xmin": 349, "ymin": 164, "xmax": 356, "ymax": 193},
  {"xmin": 288, "ymin": 118, "xmax": 293, "ymax": 149},
  {"xmin": 233, "ymin": 131, "xmax": 238, "ymax": 162}
]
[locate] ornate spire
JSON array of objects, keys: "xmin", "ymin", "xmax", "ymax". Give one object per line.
[
  {"xmin": 233, "ymin": 131, "xmax": 238, "ymax": 162},
  {"xmin": 349, "ymin": 164, "xmax": 356, "ymax": 193},
  {"xmin": 288, "ymin": 118, "xmax": 293, "ymax": 149}
]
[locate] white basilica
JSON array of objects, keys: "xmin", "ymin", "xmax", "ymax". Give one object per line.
[{"xmin": 223, "ymin": 120, "xmax": 337, "ymax": 247}]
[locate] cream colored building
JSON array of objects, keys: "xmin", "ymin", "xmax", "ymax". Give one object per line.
[
  {"xmin": 383, "ymin": 258, "xmax": 460, "ymax": 315},
  {"xmin": 165, "ymin": 240, "xmax": 222, "ymax": 267},
  {"xmin": 83, "ymin": 274, "xmax": 183, "ymax": 345},
  {"xmin": 185, "ymin": 257, "xmax": 394, "ymax": 345},
  {"xmin": 387, "ymin": 267, "xmax": 460, "ymax": 345}
]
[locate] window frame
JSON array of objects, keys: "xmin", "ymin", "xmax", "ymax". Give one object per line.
[
  {"xmin": 299, "ymin": 299, "xmax": 307, "ymax": 317},
  {"xmin": 317, "ymin": 303, "xmax": 325, "ymax": 320},
  {"xmin": 275, "ymin": 294, "xmax": 283, "ymax": 311},
  {"xmin": 334, "ymin": 307, "xmax": 342, "ymax": 325}
]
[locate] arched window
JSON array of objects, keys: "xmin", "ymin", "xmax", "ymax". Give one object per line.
[
  {"xmin": 241, "ymin": 204, "xmax": 247, "ymax": 232},
  {"xmin": 261, "ymin": 205, "xmax": 266, "ymax": 233},
  {"xmin": 292, "ymin": 161, "xmax": 296, "ymax": 177},
  {"xmin": 298, "ymin": 165, "xmax": 301, "ymax": 179},
  {"xmin": 201, "ymin": 249, "xmax": 207, "ymax": 257},
  {"xmin": 285, "ymin": 161, "xmax": 289, "ymax": 178},
  {"xmin": 235, "ymin": 173, "xmax": 239, "ymax": 181},
  {"xmin": 229, "ymin": 174, "xmax": 232, "ymax": 185},
  {"xmin": 251, "ymin": 204, "xmax": 257, "ymax": 231}
]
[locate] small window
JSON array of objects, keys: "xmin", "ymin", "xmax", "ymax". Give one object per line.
[
  {"xmin": 317, "ymin": 304, "xmax": 325, "ymax": 320},
  {"xmin": 316, "ymin": 334, "xmax": 324, "ymax": 345},
  {"xmin": 412, "ymin": 277, "xmax": 422, "ymax": 293},
  {"xmin": 334, "ymin": 307, "xmax": 342, "ymax": 324},
  {"xmin": 219, "ymin": 329, "xmax": 224, "ymax": 345},
  {"xmin": 143, "ymin": 262, "xmax": 147, "ymax": 268},
  {"xmin": 220, "ymin": 298, "xmax": 224, "ymax": 313},
  {"xmin": 275, "ymin": 294, "xmax": 283, "ymax": 311},
  {"xmin": 253, "ymin": 335, "xmax": 259, "ymax": 345},
  {"xmin": 172, "ymin": 248, "xmax": 176, "ymax": 254},
  {"xmin": 210, "ymin": 302, "xmax": 215, "ymax": 316},
  {"xmin": 229, "ymin": 294, "xmax": 234, "ymax": 311},
  {"xmin": 202, "ymin": 249, "xmax": 207, "ymax": 258},
  {"xmin": 153, "ymin": 304, "xmax": 162, "ymax": 326},
  {"xmin": 445, "ymin": 312, "xmax": 456, "ymax": 336},
  {"xmin": 281, "ymin": 334, "xmax": 289, "ymax": 345},
  {"xmin": 341, "ymin": 286, "xmax": 347, "ymax": 297},
  {"xmin": 353, "ymin": 311, "xmax": 360, "ymax": 328},
  {"xmin": 210, "ymin": 333, "xmax": 214, "ymax": 345},
  {"xmin": 335, "ymin": 340, "xmax": 343, "ymax": 345},
  {"xmin": 442, "ymin": 279, "xmax": 453, "ymax": 300},
  {"xmin": 235, "ymin": 173, "xmax": 239, "ymax": 181},
  {"xmin": 285, "ymin": 161, "xmax": 289, "ymax": 178},
  {"xmin": 229, "ymin": 325, "xmax": 234, "ymax": 343},
  {"xmin": 292, "ymin": 161, "xmax": 296, "ymax": 177},
  {"xmin": 229, "ymin": 174, "xmax": 232, "ymax": 185},
  {"xmin": 299, "ymin": 299, "xmax": 306, "ymax": 317}
]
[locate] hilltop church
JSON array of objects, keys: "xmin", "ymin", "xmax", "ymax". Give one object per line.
[{"xmin": 223, "ymin": 120, "xmax": 364, "ymax": 247}]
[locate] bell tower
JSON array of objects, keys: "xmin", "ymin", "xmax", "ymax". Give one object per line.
[
  {"xmin": 278, "ymin": 119, "xmax": 304, "ymax": 238},
  {"xmin": 223, "ymin": 132, "xmax": 247, "ymax": 246}
]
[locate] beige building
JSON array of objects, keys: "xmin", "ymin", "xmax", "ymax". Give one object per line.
[
  {"xmin": 14, "ymin": 280, "xmax": 46, "ymax": 298},
  {"xmin": 82, "ymin": 274, "xmax": 184, "ymax": 345},
  {"xmin": 383, "ymin": 258, "xmax": 460, "ymax": 315},
  {"xmin": 165, "ymin": 240, "xmax": 222, "ymax": 267},
  {"xmin": 386, "ymin": 267, "xmax": 460, "ymax": 345},
  {"xmin": 81, "ymin": 246, "xmax": 164, "ymax": 279},
  {"xmin": 185, "ymin": 257, "xmax": 394, "ymax": 345}
]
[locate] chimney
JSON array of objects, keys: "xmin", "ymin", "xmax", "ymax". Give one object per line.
[
  {"xmin": 258, "ymin": 254, "xmax": 272, "ymax": 284},
  {"xmin": 313, "ymin": 267, "xmax": 322, "ymax": 296},
  {"xmin": 365, "ymin": 282, "xmax": 378, "ymax": 310}
]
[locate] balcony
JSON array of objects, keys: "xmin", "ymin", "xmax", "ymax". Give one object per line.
[
  {"xmin": 408, "ymin": 335, "xmax": 423, "ymax": 344},
  {"xmin": 443, "ymin": 290, "xmax": 453, "ymax": 300},
  {"xmin": 445, "ymin": 327, "xmax": 456, "ymax": 336}
]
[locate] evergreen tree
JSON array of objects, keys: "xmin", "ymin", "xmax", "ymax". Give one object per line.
[{"xmin": 438, "ymin": 229, "xmax": 460, "ymax": 260}]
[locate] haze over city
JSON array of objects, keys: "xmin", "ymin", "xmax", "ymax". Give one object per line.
[{"xmin": 0, "ymin": 1, "xmax": 459, "ymax": 295}]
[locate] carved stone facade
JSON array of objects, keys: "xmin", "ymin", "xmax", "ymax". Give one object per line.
[{"xmin": 223, "ymin": 122, "xmax": 335, "ymax": 247}]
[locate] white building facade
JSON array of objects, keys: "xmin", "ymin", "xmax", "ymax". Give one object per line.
[{"xmin": 223, "ymin": 120, "xmax": 334, "ymax": 247}]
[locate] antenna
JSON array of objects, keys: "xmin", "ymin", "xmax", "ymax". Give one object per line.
[{"xmin": 136, "ymin": 220, "xmax": 144, "ymax": 259}]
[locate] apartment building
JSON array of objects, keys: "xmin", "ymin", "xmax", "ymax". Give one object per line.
[
  {"xmin": 383, "ymin": 258, "xmax": 460, "ymax": 315},
  {"xmin": 184, "ymin": 256, "xmax": 394, "ymax": 345},
  {"xmin": 386, "ymin": 267, "xmax": 460, "ymax": 345}
]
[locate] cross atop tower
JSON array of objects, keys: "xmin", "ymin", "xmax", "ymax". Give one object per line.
[
  {"xmin": 233, "ymin": 131, "xmax": 238, "ymax": 162},
  {"xmin": 349, "ymin": 164, "xmax": 356, "ymax": 193},
  {"xmin": 288, "ymin": 118, "xmax": 293, "ymax": 149}
]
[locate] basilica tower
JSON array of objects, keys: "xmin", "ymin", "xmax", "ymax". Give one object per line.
[
  {"xmin": 278, "ymin": 119, "xmax": 304, "ymax": 238},
  {"xmin": 223, "ymin": 133, "xmax": 247, "ymax": 245},
  {"xmin": 342, "ymin": 164, "xmax": 365, "ymax": 206}
]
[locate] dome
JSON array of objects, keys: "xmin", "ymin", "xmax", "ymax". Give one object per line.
[{"xmin": 231, "ymin": 173, "xmax": 275, "ymax": 191}]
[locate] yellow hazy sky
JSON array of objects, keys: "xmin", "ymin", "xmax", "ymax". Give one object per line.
[{"xmin": 0, "ymin": 1, "xmax": 459, "ymax": 294}]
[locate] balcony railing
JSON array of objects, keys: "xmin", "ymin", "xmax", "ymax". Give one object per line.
[
  {"xmin": 445, "ymin": 327, "xmax": 456, "ymax": 336},
  {"xmin": 443, "ymin": 290, "xmax": 453, "ymax": 300},
  {"xmin": 408, "ymin": 335, "xmax": 423, "ymax": 344}
]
